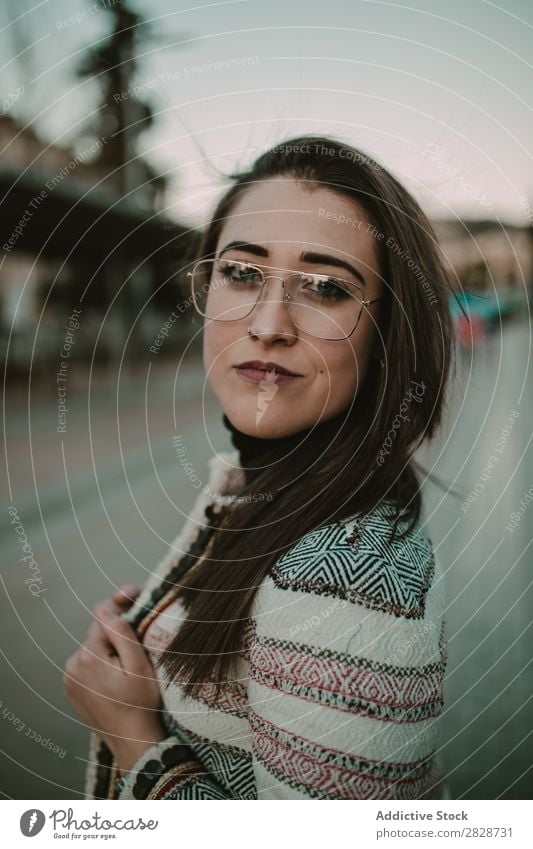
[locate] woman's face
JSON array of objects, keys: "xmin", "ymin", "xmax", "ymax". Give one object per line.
[{"xmin": 202, "ymin": 177, "xmax": 385, "ymax": 437}]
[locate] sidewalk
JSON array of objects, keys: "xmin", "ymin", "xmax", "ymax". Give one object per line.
[{"xmin": 3, "ymin": 354, "xmax": 217, "ymax": 525}]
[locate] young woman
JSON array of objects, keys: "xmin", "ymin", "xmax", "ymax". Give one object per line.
[{"xmin": 65, "ymin": 135, "xmax": 455, "ymax": 800}]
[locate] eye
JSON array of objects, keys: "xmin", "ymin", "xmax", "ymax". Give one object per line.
[
  {"xmin": 300, "ymin": 274, "xmax": 354, "ymax": 301},
  {"xmin": 217, "ymin": 260, "xmax": 263, "ymax": 285}
]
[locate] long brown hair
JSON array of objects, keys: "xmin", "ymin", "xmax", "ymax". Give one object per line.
[{"xmin": 157, "ymin": 135, "xmax": 457, "ymax": 700}]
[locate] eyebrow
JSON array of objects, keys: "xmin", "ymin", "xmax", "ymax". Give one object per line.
[{"xmin": 217, "ymin": 241, "xmax": 367, "ymax": 286}]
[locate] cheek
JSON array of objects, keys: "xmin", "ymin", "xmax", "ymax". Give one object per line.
[
  {"xmin": 317, "ymin": 342, "xmax": 369, "ymax": 406},
  {"xmin": 202, "ymin": 323, "xmax": 238, "ymax": 383},
  {"xmin": 202, "ymin": 324, "xmax": 215, "ymax": 374},
  {"xmin": 203, "ymin": 322, "xmax": 227, "ymax": 367},
  {"xmin": 319, "ymin": 343, "xmax": 357, "ymax": 382}
]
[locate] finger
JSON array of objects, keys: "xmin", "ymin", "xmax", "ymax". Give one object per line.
[
  {"xmin": 111, "ymin": 585, "xmax": 140, "ymax": 604},
  {"xmin": 98, "ymin": 614, "xmax": 152, "ymax": 675},
  {"xmin": 79, "ymin": 641, "xmax": 121, "ymax": 667},
  {"xmin": 91, "ymin": 601, "xmax": 120, "ymax": 629},
  {"xmin": 91, "ymin": 598, "xmax": 129, "ymax": 624},
  {"xmin": 85, "ymin": 619, "xmax": 119, "ymax": 658},
  {"xmin": 91, "ymin": 587, "xmax": 140, "ymax": 623}
]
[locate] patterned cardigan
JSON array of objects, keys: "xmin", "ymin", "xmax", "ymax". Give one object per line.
[{"xmin": 83, "ymin": 449, "xmax": 449, "ymax": 800}]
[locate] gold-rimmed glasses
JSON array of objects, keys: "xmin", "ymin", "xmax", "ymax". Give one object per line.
[{"xmin": 186, "ymin": 258, "xmax": 385, "ymax": 341}]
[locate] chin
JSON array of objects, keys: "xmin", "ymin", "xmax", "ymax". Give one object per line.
[{"xmin": 226, "ymin": 406, "xmax": 310, "ymax": 439}]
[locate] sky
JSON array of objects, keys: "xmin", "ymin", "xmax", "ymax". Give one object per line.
[{"xmin": 1, "ymin": 0, "xmax": 532, "ymax": 228}]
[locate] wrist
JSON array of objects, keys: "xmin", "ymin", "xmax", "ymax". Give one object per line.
[{"xmin": 109, "ymin": 721, "xmax": 167, "ymax": 774}]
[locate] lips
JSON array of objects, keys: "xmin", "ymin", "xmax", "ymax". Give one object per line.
[
  {"xmin": 235, "ymin": 360, "xmax": 301, "ymax": 377},
  {"xmin": 233, "ymin": 361, "xmax": 302, "ymax": 385}
]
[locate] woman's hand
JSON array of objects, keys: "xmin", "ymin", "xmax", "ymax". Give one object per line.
[{"xmin": 64, "ymin": 584, "xmax": 167, "ymax": 773}]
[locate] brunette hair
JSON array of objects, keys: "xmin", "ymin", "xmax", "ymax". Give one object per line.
[{"xmin": 157, "ymin": 135, "xmax": 457, "ymax": 700}]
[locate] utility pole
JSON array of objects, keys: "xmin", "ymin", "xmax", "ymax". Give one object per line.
[{"xmin": 77, "ymin": 1, "xmax": 160, "ymax": 372}]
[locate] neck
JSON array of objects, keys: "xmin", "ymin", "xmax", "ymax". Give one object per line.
[{"xmin": 222, "ymin": 407, "xmax": 352, "ymax": 485}]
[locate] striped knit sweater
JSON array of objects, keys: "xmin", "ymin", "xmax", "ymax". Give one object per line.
[{"xmin": 83, "ymin": 449, "xmax": 449, "ymax": 800}]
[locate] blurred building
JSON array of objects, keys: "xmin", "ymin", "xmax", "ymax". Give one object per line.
[
  {"xmin": 433, "ymin": 218, "xmax": 532, "ymax": 293},
  {"xmin": 2, "ymin": 111, "xmax": 531, "ymax": 381},
  {"xmin": 0, "ymin": 114, "xmax": 198, "ymax": 382}
]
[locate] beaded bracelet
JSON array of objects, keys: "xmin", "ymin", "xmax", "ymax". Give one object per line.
[{"xmin": 131, "ymin": 742, "xmax": 192, "ymax": 799}]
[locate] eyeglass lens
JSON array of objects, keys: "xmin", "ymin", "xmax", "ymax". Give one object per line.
[{"xmin": 191, "ymin": 259, "xmax": 365, "ymax": 340}]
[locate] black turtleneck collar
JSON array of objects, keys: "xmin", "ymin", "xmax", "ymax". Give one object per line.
[{"xmin": 222, "ymin": 406, "xmax": 352, "ymax": 485}]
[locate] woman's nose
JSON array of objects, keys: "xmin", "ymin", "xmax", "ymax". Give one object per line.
[{"xmin": 247, "ymin": 278, "xmax": 298, "ymax": 343}]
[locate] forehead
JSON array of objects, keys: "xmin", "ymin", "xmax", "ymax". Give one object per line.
[{"xmin": 216, "ymin": 177, "xmax": 379, "ymax": 267}]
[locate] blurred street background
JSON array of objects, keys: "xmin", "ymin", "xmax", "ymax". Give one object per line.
[{"xmin": 1, "ymin": 0, "xmax": 532, "ymax": 800}]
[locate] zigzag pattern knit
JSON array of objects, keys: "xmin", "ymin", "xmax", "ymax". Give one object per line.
[{"xmin": 83, "ymin": 450, "xmax": 449, "ymax": 800}]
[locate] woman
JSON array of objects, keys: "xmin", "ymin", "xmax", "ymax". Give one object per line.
[{"xmin": 65, "ymin": 135, "xmax": 455, "ymax": 800}]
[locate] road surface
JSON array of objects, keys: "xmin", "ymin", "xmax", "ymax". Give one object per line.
[{"xmin": 1, "ymin": 322, "xmax": 532, "ymax": 799}]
